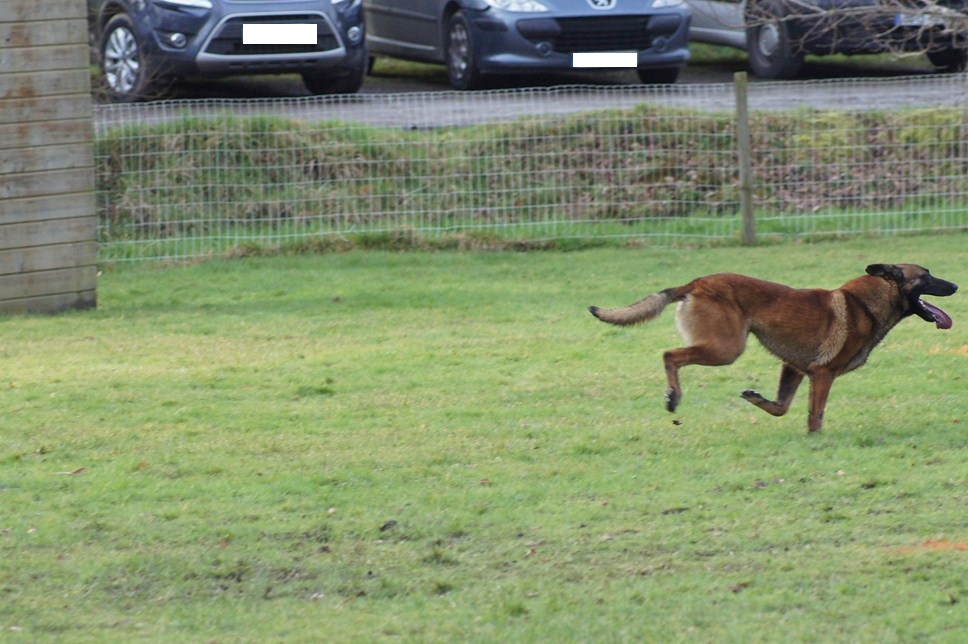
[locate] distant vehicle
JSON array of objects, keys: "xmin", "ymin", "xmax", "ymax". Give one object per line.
[
  {"xmin": 687, "ymin": 0, "xmax": 968, "ymax": 78},
  {"xmin": 89, "ymin": 0, "xmax": 367, "ymax": 102},
  {"xmin": 362, "ymin": 0, "xmax": 692, "ymax": 90}
]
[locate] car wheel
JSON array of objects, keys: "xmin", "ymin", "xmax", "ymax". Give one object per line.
[
  {"xmin": 745, "ymin": 1, "xmax": 804, "ymax": 80},
  {"xmin": 636, "ymin": 67, "xmax": 679, "ymax": 84},
  {"xmin": 926, "ymin": 47, "xmax": 968, "ymax": 73},
  {"xmin": 445, "ymin": 11, "xmax": 483, "ymax": 90},
  {"xmin": 302, "ymin": 54, "xmax": 367, "ymax": 95},
  {"xmin": 99, "ymin": 13, "xmax": 159, "ymax": 102}
]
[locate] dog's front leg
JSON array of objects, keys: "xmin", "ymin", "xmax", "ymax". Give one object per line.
[
  {"xmin": 806, "ymin": 368, "xmax": 836, "ymax": 433},
  {"xmin": 741, "ymin": 363, "xmax": 804, "ymax": 417}
]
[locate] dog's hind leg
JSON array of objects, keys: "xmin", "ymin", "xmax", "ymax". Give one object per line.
[
  {"xmin": 741, "ymin": 364, "xmax": 804, "ymax": 417},
  {"xmin": 663, "ymin": 343, "xmax": 745, "ymax": 412},
  {"xmin": 663, "ymin": 298, "xmax": 747, "ymax": 413}
]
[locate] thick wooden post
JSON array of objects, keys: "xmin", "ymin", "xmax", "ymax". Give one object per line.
[
  {"xmin": 734, "ymin": 72, "xmax": 756, "ymax": 246},
  {"xmin": 0, "ymin": 1, "xmax": 97, "ymax": 313}
]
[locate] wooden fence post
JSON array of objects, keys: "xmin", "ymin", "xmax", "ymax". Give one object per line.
[
  {"xmin": 734, "ymin": 72, "xmax": 756, "ymax": 246},
  {"xmin": 0, "ymin": 1, "xmax": 97, "ymax": 314}
]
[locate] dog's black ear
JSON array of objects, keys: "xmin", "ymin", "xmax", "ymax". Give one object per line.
[{"xmin": 866, "ymin": 264, "xmax": 903, "ymax": 282}]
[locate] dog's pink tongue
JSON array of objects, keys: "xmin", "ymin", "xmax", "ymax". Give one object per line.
[{"xmin": 921, "ymin": 299, "xmax": 953, "ymax": 329}]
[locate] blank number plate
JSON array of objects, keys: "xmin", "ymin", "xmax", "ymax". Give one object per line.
[
  {"xmin": 242, "ymin": 24, "xmax": 317, "ymax": 45},
  {"xmin": 572, "ymin": 52, "xmax": 637, "ymax": 68}
]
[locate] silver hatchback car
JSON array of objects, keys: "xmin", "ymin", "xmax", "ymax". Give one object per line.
[{"xmin": 688, "ymin": 0, "xmax": 968, "ymax": 78}]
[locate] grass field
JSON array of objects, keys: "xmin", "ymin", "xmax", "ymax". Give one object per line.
[{"xmin": 2, "ymin": 236, "xmax": 966, "ymax": 641}]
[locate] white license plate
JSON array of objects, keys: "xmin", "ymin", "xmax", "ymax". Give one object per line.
[
  {"xmin": 242, "ymin": 24, "xmax": 317, "ymax": 45},
  {"xmin": 571, "ymin": 52, "xmax": 638, "ymax": 69}
]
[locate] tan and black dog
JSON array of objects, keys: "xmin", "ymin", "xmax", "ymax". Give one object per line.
[{"xmin": 589, "ymin": 264, "xmax": 957, "ymax": 432}]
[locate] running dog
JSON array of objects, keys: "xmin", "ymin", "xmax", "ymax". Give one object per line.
[{"xmin": 589, "ymin": 264, "xmax": 957, "ymax": 432}]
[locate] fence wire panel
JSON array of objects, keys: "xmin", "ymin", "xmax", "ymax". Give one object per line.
[
  {"xmin": 748, "ymin": 80, "xmax": 968, "ymax": 238},
  {"xmin": 94, "ymin": 76, "xmax": 968, "ymax": 262}
]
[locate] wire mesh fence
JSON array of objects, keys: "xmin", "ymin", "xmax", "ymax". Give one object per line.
[{"xmin": 94, "ymin": 74, "xmax": 968, "ymax": 262}]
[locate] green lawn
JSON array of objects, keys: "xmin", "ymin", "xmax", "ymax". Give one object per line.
[{"xmin": 2, "ymin": 236, "xmax": 966, "ymax": 641}]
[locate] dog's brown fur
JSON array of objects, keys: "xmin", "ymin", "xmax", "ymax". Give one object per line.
[{"xmin": 590, "ymin": 264, "xmax": 957, "ymax": 432}]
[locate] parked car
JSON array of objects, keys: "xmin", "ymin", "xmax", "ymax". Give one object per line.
[
  {"xmin": 89, "ymin": 0, "xmax": 368, "ymax": 101},
  {"xmin": 362, "ymin": 0, "xmax": 692, "ymax": 89},
  {"xmin": 687, "ymin": 0, "xmax": 968, "ymax": 78}
]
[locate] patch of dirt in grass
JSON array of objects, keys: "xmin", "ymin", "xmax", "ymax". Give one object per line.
[{"xmin": 893, "ymin": 539, "xmax": 968, "ymax": 554}]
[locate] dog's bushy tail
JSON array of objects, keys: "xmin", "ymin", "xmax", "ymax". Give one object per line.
[{"xmin": 588, "ymin": 286, "xmax": 688, "ymax": 327}]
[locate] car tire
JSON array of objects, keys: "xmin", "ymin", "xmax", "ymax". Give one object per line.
[
  {"xmin": 637, "ymin": 67, "xmax": 679, "ymax": 84},
  {"xmin": 302, "ymin": 54, "xmax": 367, "ymax": 95},
  {"xmin": 99, "ymin": 13, "xmax": 161, "ymax": 102},
  {"xmin": 445, "ymin": 11, "xmax": 484, "ymax": 90},
  {"xmin": 745, "ymin": 0, "xmax": 804, "ymax": 80},
  {"xmin": 926, "ymin": 47, "xmax": 968, "ymax": 73}
]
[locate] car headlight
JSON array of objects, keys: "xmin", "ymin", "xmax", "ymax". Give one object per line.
[
  {"xmin": 652, "ymin": 0, "xmax": 685, "ymax": 7},
  {"xmin": 483, "ymin": 0, "xmax": 550, "ymax": 12}
]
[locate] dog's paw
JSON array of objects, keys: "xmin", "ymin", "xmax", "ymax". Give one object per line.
[
  {"xmin": 665, "ymin": 388, "xmax": 680, "ymax": 412},
  {"xmin": 741, "ymin": 390, "xmax": 764, "ymax": 403}
]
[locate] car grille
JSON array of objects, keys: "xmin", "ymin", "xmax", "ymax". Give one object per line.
[
  {"xmin": 551, "ymin": 17, "xmax": 652, "ymax": 52},
  {"xmin": 203, "ymin": 15, "xmax": 340, "ymax": 56}
]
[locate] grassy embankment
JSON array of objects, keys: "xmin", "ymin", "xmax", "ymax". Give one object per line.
[{"xmin": 96, "ymin": 99, "xmax": 967, "ymax": 261}]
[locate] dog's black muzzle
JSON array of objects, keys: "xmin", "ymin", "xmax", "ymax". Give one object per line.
[
  {"xmin": 923, "ymin": 276, "xmax": 958, "ymax": 297},
  {"xmin": 912, "ymin": 276, "xmax": 957, "ymax": 328}
]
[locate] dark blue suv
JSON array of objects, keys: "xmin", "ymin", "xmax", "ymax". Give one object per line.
[{"xmin": 90, "ymin": 0, "xmax": 367, "ymax": 101}]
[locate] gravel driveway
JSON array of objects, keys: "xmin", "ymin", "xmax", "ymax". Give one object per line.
[{"xmin": 94, "ymin": 56, "xmax": 968, "ymax": 130}]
